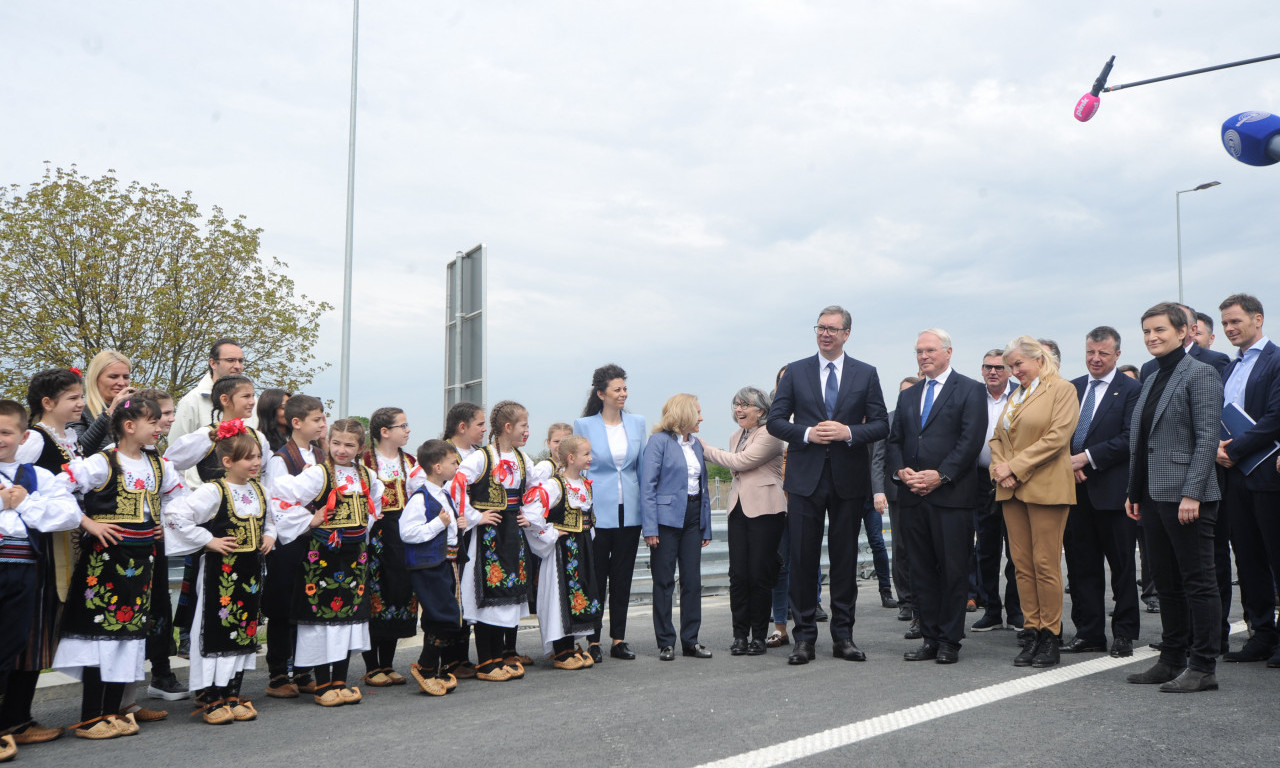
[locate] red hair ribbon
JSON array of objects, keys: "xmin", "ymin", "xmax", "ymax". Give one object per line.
[
  {"xmin": 494, "ymin": 459, "xmax": 517, "ymax": 484},
  {"xmin": 69, "ymin": 367, "xmax": 82, "ymax": 377},
  {"xmin": 449, "ymin": 472, "xmax": 468, "ymax": 511},
  {"xmin": 216, "ymin": 419, "xmax": 247, "ymax": 440}
]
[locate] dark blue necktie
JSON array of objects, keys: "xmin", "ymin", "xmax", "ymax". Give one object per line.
[
  {"xmin": 920, "ymin": 379, "xmax": 937, "ymax": 428},
  {"xmin": 824, "ymin": 362, "xmax": 838, "ymax": 420},
  {"xmin": 1071, "ymin": 379, "xmax": 1103, "ymax": 453}
]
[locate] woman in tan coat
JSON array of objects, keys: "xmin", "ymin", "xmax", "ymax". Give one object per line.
[
  {"xmin": 701, "ymin": 386, "xmax": 786, "ymax": 656},
  {"xmin": 989, "ymin": 336, "xmax": 1080, "ymax": 669}
]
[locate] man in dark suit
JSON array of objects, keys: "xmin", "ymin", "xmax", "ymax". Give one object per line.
[
  {"xmin": 1140, "ymin": 303, "xmax": 1231, "ymax": 380},
  {"xmin": 1216, "ymin": 294, "xmax": 1280, "ymax": 666},
  {"xmin": 886, "ymin": 329, "xmax": 987, "ymax": 664},
  {"xmin": 1061, "ymin": 326, "xmax": 1142, "ymax": 658},
  {"xmin": 767, "ymin": 305, "xmax": 889, "ymax": 665}
]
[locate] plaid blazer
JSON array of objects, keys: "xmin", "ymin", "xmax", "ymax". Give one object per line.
[{"xmin": 1127, "ymin": 354, "xmax": 1223, "ymax": 504}]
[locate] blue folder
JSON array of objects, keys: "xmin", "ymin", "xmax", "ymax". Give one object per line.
[{"xmin": 1220, "ymin": 402, "xmax": 1280, "ymax": 475}]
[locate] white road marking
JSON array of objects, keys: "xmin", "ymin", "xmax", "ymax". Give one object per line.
[{"xmin": 693, "ymin": 621, "xmax": 1247, "ymax": 768}]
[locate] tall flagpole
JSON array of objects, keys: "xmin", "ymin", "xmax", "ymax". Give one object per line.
[{"xmin": 338, "ymin": 0, "xmax": 360, "ymax": 417}]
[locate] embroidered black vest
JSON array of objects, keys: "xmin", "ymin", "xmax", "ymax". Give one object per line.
[
  {"xmin": 30, "ymin": 424, "xmax": 74, "ymax": 476},
  {"xmin": 275, "ymin": 441, "xmax": 327, "ymax": 511},
  {"xmin": 361, "ymin": 449, "xmax": 415, "ymax": 513},
  {"xmin": 82, "ymin": 449, "xmax": 164, "ymax": 524},
  {"xmin": 545, "ymin": 476, "xmax": 594, "ymax": 533},
  {"xmin": 466, "ymin": 446, "xmax": 528, "ymax": 510}
]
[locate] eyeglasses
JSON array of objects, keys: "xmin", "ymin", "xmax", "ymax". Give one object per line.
[
  {"xmin": 218, "ymin": 357, "xmax": 246, "ymax": 365},
  {"xmin": 390, "ymin": 423, "xmax": 410, "ymax": 430},
  {"xmin": 814, "ymin": 325, "xmax": 848, "ymax": 336},
  {"xmin": 982, "ymin": 364, "xmax": 1006, "ymax": 372},
  {"xmin": 732, "ymin": 402, "xmax": 757, "ymax": 410}
]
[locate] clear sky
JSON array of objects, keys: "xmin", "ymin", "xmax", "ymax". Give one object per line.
[{"xmin": 4, "ymin": 1, "xmax": 1278, "ymax": 447}]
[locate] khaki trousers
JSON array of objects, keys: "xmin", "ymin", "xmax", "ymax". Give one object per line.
[{"xmin": 1002, "ymin": 499, "xmax": 1069, "ymax": 634}]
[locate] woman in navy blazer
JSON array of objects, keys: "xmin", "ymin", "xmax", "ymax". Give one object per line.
[
  {"xmin": 642, "ymin": 394, "xmax": 712, "ymax": 660},
  {"xmin": 573, "ymin": 364, "xmax": 647, "ymax": 663}
]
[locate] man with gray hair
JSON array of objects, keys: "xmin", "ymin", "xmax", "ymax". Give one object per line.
[
  {"xmin": 971, "ymin": 349, "xmax": 1023, "ymax": 636},
  {"xmin": 886, "ymin": 329, "xmax": 988, "ymax": 664}
]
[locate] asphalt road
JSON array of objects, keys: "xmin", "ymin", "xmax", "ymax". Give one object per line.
[{"xmin": 17, "ymin": 583, "xmax": 1276, "ymax": 768}]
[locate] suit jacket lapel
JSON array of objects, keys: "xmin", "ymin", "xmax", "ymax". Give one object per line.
[
  {"xmin": 1245, "ymin": 342, "xmax": 1276, "ymax": 397},
  {"xmin": 1086, "ymin": 377, "xmax": 1121, "ymax": 437},
  {"xmin": 1152, "ymin": 357, "xmax": 1190, "ymax": 426},
  {"xmin": 921, "ymin": 374, "xmax": 958, "ymax": 431},
  {"xmin": 807, "ymin": 356, "xmax": 826, "ymax": 416}
]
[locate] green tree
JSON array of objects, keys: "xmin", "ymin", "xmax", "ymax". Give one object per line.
[
  {"xmin": 0, "ymin": 164, "xmax": 332, "ymax": 399},
  {"xmin": 706, "ymin": 462, "xmax": 731, "ymax": 482}
]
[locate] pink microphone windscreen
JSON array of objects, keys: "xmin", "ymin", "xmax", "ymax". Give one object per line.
[{"xmin": 1074, "ymin": 93, "xmax": 1100, "ymax": 122}]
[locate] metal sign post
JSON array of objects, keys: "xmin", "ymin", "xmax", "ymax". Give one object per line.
[{"xmin": 444, "ymin": 244, "xmax": 486, "ymax": 416}]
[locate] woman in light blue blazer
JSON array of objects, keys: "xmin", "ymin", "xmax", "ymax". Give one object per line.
[
  {"xmin": 573, "ymin": 364, "xmax": 647, "ymax": 663},
  {"xmin": 642, "ymin": 394, "xmax": 712, "ymax": 661}
]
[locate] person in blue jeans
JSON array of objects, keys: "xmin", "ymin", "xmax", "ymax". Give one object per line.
[{"xmin": 862, "ymin": 500, "xmax": 894, "ymax": 606}]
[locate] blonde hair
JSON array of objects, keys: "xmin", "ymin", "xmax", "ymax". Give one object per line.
[
  {"xmin": 653, "ymin": 393, "xmax": 701, "ymax": 436},
  {"xmin": 83, "ymin": 349, "xmax": 132, "ymax": 418},
  {"xmin": 556, "ymin": 434, "xmax": 590, "ymax": 466},
  {"xmin": 1002, "ymin": 335, "xmax": 1059, "ymax": 379},
  {"xmin": 546, "ymin": 422, "xmax": 573, "ymax": 442}
]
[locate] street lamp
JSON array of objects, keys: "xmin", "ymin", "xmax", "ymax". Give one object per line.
[{"xmin": 1175, "ymin": 180, "xmax": 1220, "ymax": 303}]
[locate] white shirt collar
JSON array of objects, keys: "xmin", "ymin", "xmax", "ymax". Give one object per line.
[
  {"xmin": 1239, "ymin": 335, "xmax": 1271, "ymax": 357},
  {"xmin": 1090, "ymin": 367, "xmax": 1117, "ymax": 387},
  {"xmin": 925, "ymin": 367, "xmax": 953, "ymax": 386},
  {"xmin": 816, "ymin": 352, "xmax": 845, "ymax": 374}
]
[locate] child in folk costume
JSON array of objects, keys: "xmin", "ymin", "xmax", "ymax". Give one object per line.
[
  {"xmin": 522, "ymin": 435, "xmax": 602, "ymax": 670},
  {"xmin": 4, "ymin": 371, "xmax": 87, "ymax": 748},
  {"xmin": 54, "ymin": 398, "xmax": 187, "ymax": 740},
  {"xmin": 455, "ymin": 401, "xmax": 548, "ymax": 681},
  {"xmin": 400, "ymin": 439, "xmax": 464, "ymax": 696},
  {"xmin": 358, "ymin": 407, "xmax": 423, "ymax": 687},
  {"xmin": 164, "ymin": 423, "xmax": 275, "ymax": 725},
  {"xmin": 165, "ymin": 375, "xmax": 270, "ymax": 668},
  {"xmin": 0, "ymin": 400, "xmax": 84, "ymax": 762},
  {"xmin": 272, "ymin": 419, "xmax": 383, "ymax": 707},
  {"xmin": 260, "ymin": 394, "xmax": 327, "ymax": 698},
  {"xmin": 441, "ymin": 401, "xmax": 486, "ymax": 680},
  {"xmin": 526, "ymin": 423, "xmax": 573, "ymax": 621}
]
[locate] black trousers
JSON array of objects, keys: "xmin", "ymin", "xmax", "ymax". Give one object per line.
[
  {"xmin": 1224, "ymin": 469, "xmax": 1280, "ymax": 645},
  {"xmin": 1063, "ymin": 491, "xmax": 1141, "ymax": 643},
  {"xmin": 727, "ymin": 505, "xmax": 785, "ymax": 641},
  {"xmin": 651, "ymin": 495, "xmax": 704, "ymax": 649},
  {"xmin": 974, "ymin": 492, "xmax": 1022, "ymax": 624},
  {"xmin": 0, "ymin": 565, "xmax": 37, "ymax": 673},
  {"xmin": 1143, "ymin": 497, "xmax": 1221, "ymax": 673},
  {"xmin": 900, "ymin": 500, "xmax": 974, "ymax": 648},
  {"xmin": 887, "ymin": 502, "xmax": 912, "ymax": 607},
  {"xmin": 789, "ymin": 458, "xmax": 864, "ymax": 645},
  {"xmin": 589, "ymin": 519, "xmax": 641, "ymax": 643}
]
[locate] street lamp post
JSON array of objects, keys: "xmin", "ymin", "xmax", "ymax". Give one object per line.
[
  {"xmin": 1175, "ymin": 180, "xmax": 1220, "ymax": 304},
  {"xmin": 338, "ymin": 0, "xmax": 360, "ymax": 418}
]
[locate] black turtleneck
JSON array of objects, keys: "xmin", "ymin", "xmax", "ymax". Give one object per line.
[{"xmin": 1131, "ymin": 344, "xmax": 1187, "ymax": 501}]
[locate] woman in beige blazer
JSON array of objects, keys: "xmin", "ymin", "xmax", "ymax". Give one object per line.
[
  {"xmin": 989, "ymin": 336, "xmax": 1080, "ymax": 669},
  {"xmin": 701, "ymin": 386, "xmax": 786, "ymax": 656}
]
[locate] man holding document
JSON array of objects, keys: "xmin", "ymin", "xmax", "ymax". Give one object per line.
[{"xmin": 1215, "ymin": 294, "xmax": 1280, "ymax": 667}]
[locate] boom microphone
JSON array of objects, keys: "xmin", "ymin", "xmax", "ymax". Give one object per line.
[
  {"xmin": 1074, "ymin": 55, "xmax": 1115, "ymax": 122},
  {"xmin": 1222, "ymin": 111, "xmax": 1280, "ymax": 166}
]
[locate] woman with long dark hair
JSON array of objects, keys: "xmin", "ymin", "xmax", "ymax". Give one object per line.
[{"xmin": 573, "ymin": 364, "xmax": 646, "ymax": 663}]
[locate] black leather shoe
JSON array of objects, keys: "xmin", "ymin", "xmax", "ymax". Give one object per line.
[
  {"xmin": 588, "ymin": 644, "xmax": 604, "ymax": 664},
  {"xmin": 746, "ymin": 640, "xmax": 767, "ymax": 656},
  {"xmin": 682, "ymin": 644, "xmax": 713, "ymax": 659},
  {"xmin": 788, "ymin": 641, "xmax": 815, "ymax": 665},
  {"xmin": 1143, "ymin": 597, "xmax": 1160, "ymax": 613},
  {"xmin": 1159, "ymin": 668, "xmax": 1218, "ymax": 693},
  {"xmin": 1110, "ymin": 637, "xmax": 1133, "ymax": 658},
  {"xmin": 1061, "ymin": 636, "xmax": 1107, "ymax": 654},
  {"xmin": 1223, "ymin": 636, "xmax": 1277, "ymax": 662},
  {"xmin": 1013, "ymin": 631, "xmax": 1042, "ymax": 667},
  {"xmin": 832, "ymin": 638, "xmax": 866, "ymax": 662},
  {"xmin": 609, "ymin": 642, "xmax": 635, "ymax": 660},
  {"xmin": 1015, "ymin": 628, "xmax": 1036, "ymax": 647},
  {"xmin": 881, "ymin": 590, "xmax": 897, "ymax": 609},
  {"xmin": 936, "ymin": 644, "xmax": 959, "ymax": 664},
  {"xmin": 1267, "ymin": 650, "xmax": 1280, "ymax": 669},
  {"xmin": 897, "ymin": 605, "xmax": 914, "ymax": 621},
  {"xmin": 1031, "ymin": 630, "xmax": 1061, "ymax": 668},
  {"xmin": 903, "ymin": 641, "xmax": 939, "ymax": 661},
  {"xmin": 814, "ymin": 605, "xmax": 829, "ymax": 622},
  {"xmin": 971, "ymin": 613, "xmax": 1003, "ymax": 632},
  {"xmin": 1126, "ymin": 661, "xmax": 1184, "ymax": 684},
  {"xmin": 904, "ymin": 619, "xmax": 922, "ymax": 640},
  {"xmin": 730, "ymin": 638, "xmax": 748, "ymax": 656},
  {"xmin": 658, "ymin": 646, "xmax": 675, "ymax": 661}
]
